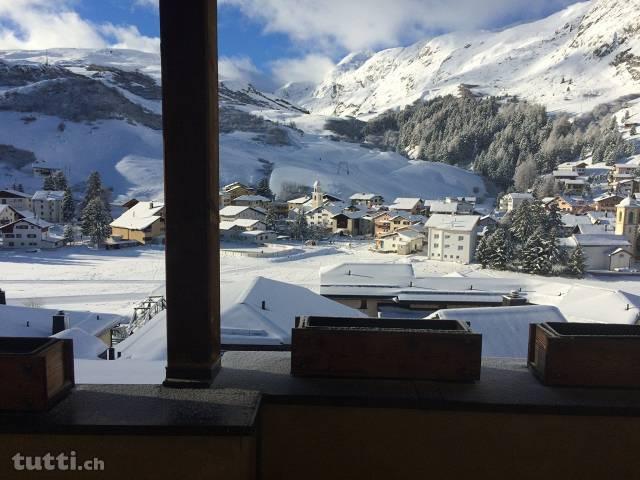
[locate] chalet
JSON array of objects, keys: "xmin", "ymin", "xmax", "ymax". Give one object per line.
[
  {"xmin": 31, "ymin": 190, "xmax": 65, "ymax": 223},
  {"xmin": 425, "ymin": 214, "xmax": 480, "ymax": 264},
  {"xmin": 552, "ymin": 170, "xmax": 580, "ymax": 181},
  {"xmin": 498, "ymin": 193, "xmax": 534, "ymax": 212},
  {"xmin": 0, "ymin": 189, "xmax": 32, "ymax": 211},
  {"xmin": 332, "ymin": 209, "xmax": 373, "ymax": 237},
  {"xmin": 548, "ymin": 196, "xmax": 589, "ymax": 214},
  {"xmin": 231, "ymin": 195, "xmax": 271, "ymax": 208},
  {"xmin": 426, "ymin": 198, "xmax": 474, "ymax": 215},
  {"xmin": 0, "ymin": 205, "xmax": 25, "ymax": 225},
  {"xmin": 349, "ymin": 193, "xmax": 384, "ymax": 208},
  {"xmin": 557, "ymin": 161, "xmax": 587, "ymax": 176},
  {"xmin": 0, "ymin": 217, "xmax": 61, "ymax": 249},
  {"xmin": 592, "ymin": 193, "xmax": 624, "ymax": 212},
  {"xmin": 375, "ymin": 227, "xmax": 425, "ymax": 255},
  {"xmin": 613, "ymin": 164, "xmax": 639, "ymax": 178},
  {"xmin": 219, "ymin": 205, "xmax": 266, "ymax": 222},
  {"xmin": 388, "ymin": 197, "xmax": 424, "ymax": 215},
  {"xmin": 374, "ymin": 211, "xmax": 424, "ymax": 237},
  {"xmin": 560, "ymin": 214, "xmax": 593, "ymax": 236},
  {"xmin": 287, "ymin": 196, "xmax": 310, "ymax": 212},
  {"xmin": 562, "ymin": 179, "xmax": 588, "ymax": 195},
  {"xmin": 222, "ymin": 182, "xmax": 256, "ymax": 200},
  {"xmin": 110, "ymin": 201, "xmax": 166, "ymax": 245}
]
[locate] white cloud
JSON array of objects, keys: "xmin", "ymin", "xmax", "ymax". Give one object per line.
[
  {"xmin": 270, "ymin": 54, "xmax": 334, "ymax": 86},
  {"xmin": 219, "ymin": 55, "xmax": 263, "ymax": 84},
  {"xmin": 133, "ymin": 0, "xmax": 159, "ymax": 11},
  {"xmin": 0, "ymin": 0, "xmax": 159, "ymax": 52},
  {"xmin": 219, "ymin": 0, "xmax": 579, "ymax": 53},
  {"xmin": 101, "ymin": 24, "xmax": 160, "ymax": 53}
]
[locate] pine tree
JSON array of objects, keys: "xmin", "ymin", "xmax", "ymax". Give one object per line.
[
  {"xmin": 62, "ymin": 187, "xmax": 74, "ymax": 222},
  {"xmin": 80, "ymin": 197, "xmax": 112, "ymax": 247},
  {"xmin": 63, "ymin": 224, "xmax": 75, "ymax": 246},
  {"xmin": 255, "ymin": 177, "xmax": 273, "ymax": 199},
  {"xmin": 51, "ymin": 171, "xmax": 67, "ymax": 191},
  {"xmin": 509, "ymin": 200, "xmax": 534, "ymax": 243},
  {"xmin": 264, "ymin": 205, "xmax": 277, "ymax": 231},
  {"xmin": 545, "ymin": 203, "xmax": 564, "ymax": 236},
  {"xmin": 567, "ymin": 245, "xmax": 587, "ymax": 278},
  {"xmin": 43, "ymin": 175, "xmax": 56, "ymax": 191},
  {"xmin": 475, "ymin": 234, "xmax": 491, "ymax": 268},
  {"xmin": 520, "ymin": 228, "xmax": 553, "ymax": 275},
  {"xmin": 486, "ymin": 228, "xmax": 512, "ymax": 270},
  {"xmin": 81, "ymin": 171, "xmax": 103, "ymax": 211}
]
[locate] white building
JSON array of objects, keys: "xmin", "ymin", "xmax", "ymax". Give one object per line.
[
  {"xmin": 563, "ymin": 234, "xmax": 633, "ymax": 271},
  {"xmin": 0, "ymin": 189, "xmax": 32, "ymax": 211},
  {"xmin": 31, "ymin": 190, "xmax": 64, "ymax": 223},
  {"xmin": 375, "ymin": 227, "xmax": 425, "ymax": 255},
  {"xmin": 349, "ymin": 193, "xmax": 384, "ymax": 208},
  {"xmin": 499, "ymin": 193, "xmax": 534, "ymax": 212},
  {"xmin": 425, "ymin": 214, "xmax": 480, "ymax": 264},
  {"xmin": 388, "ymin": 198, "xmax": 424, "ymax": 214},
  {"xmin": 0, "ymin": 205, "xmax": 25, "ymax": 225},
  {"xmin": 0, "ymin": 217, "xmax": 62, "ymax": 249}
]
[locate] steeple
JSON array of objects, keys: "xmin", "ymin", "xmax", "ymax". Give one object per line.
[{"xmin": 312, "ymin": 180, "xmax": 323, "ymax": 209}]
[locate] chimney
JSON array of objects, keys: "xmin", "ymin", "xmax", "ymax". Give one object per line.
[
  {"xmin": 502, "ymin": 290, "xmax": 527, "ymax": 307},
  {"xmin": 0, "ymin": 288, "xmax": 5, "ymax": 305},
  {"xmin": 52, "ymin": 310, "xmax": 68, "ymax": 335}
]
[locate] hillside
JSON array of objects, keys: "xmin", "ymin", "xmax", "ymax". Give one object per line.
[
  {"xmin": 0, "ymin": 49, "xmax": 486, "ymax": 202},
  {"xmin": 278, "ymin": 0, "xmax": 640, "ymax": 118}
]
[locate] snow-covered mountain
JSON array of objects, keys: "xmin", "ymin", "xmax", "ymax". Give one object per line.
[
  {"xmin": 0, "ymin": 49, "xmax": 486, "ymax": 202},
  {"xmin": 280, "ymin": 0, "xmax": 640, "ymax": 118}
]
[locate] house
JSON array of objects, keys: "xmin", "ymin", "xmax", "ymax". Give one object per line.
[
  {"xmin": 612, "ymin": 178, "xmax": 640, "ymax": 197},
  {"xmin": 231, "ymin": 194, "xmax": 271, "ymax": 208},
  {"xmin": 613, "ymin": 163, "xmax": 639, "ymax": 178},
  {"xmin": 564, "ymin": 234, "xmax": 633, "ymax": 271},
  {"xmin": 560, "ymin": 214, "xmax": 594, "ymax": 236},
  {"xmin": 557, "ymin": 161, "xmax": 587, "ymax": 176},
  {"xmin": 0, "ymin": 217, "xmax": 62, "ymax": 249},
  {"xmin": 220, "ymin": 205, "xmax": 266, "ymax": 222},
  {"xmin": 220, "ymin": 219, "xmax": 275, "ymax": 245},
  {"xmin": 592, "ymin": 193, "xmax": 624, "ymax": 212},
  {"xmin": 562, "ymin": 179, "xmax": 588, "ymax": 195},
  {"xmin": 0, "ymin": 205, "xmax": 25, "ymax": 225},
  {"xmin": 374, "ymin": 211, "xmax": 424, "ymax": 237},
  {"xmin": 0, "ymin": 189, "xmax": 32, "ymax": 211},
  {"xmin": 388, "ymin": 197, "xmax": 424, "ymax": 215},
  {"xmin": 110, "ymin": 201, "xmax": 166, "ymax": 245},
  {"xmin": 222, "ymin": 182, "xmax": 256, "ymax": 200},
  {"xmin": 375, "ymin": 227, "xmax": 425, "ymax": 255},
  {"xmin": 331, "ymin": 209, "xmax": 373, "ymax": 236},
  {"xmin": 425, "ymin": 214, "xmax": 480, "ymax": 264},
  {"xmin": 31, "ymin": 190, "xmax": 65, "ymax": 223},
  {"xmin": 349, "ymin": 193, "xmax": 384, "ymax": 208},
  {"xmin": 287, "ymin": 196, "xmax": 310, "ymax": 212},
  {"xmin": 549, "ymin": 196, "xmax": 589, "ymax": 214},
  {"xmin": 498, "ymin": 193, "xmax": 534, "ymax": 212},
  {"xmin": 552, "ymin": 170, "xmax": 580, "ymax": 181},
  {"xmin": 426, "ymin": 198, "xmax": 474, "ymax": 215}
]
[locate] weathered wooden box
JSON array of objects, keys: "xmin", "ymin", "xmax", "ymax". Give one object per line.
[
  {"xmin": 291, "ymin": 316, "xmax": 482, "ymax": 381},
  {"xmin": 0, "ymin": 337, "xmax": 75, "ymax": 411},
  {"xmin": 528, "ymin": 322, "xmax": 640, "ymax": 388}
]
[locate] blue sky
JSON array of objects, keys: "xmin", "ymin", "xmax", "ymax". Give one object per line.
[{"xmin": 0, "ymin": 0, "xmax": 583, "ymax": 89}]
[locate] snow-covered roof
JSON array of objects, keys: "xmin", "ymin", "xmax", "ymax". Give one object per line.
[
  {"xmin": 32, "ymin": 190, "xmax": 64, "ymax": 201},
  {"xmin": 553, "ymin": 170, "xmax": 579, "ymax": 177},
  {"xmin": 53, "ymin": 328, "xmax": 108, "ymax": 359},
  {"xmin": 0, "ymin": 217, "xmax": 52, "ymax": 231},
  {"xmin": 389, "ymin": 198, "xmax": 422, "ymax": 210},
  {"xmin": 427, "ymin": 201, "xmax": 458, "ymax": 213},
  {"xmin": 234, "ymin": 195, "xmax": 270, "ymax": 202},
  {"xmin": 0, "ymin": 204, "xmax": 22, "ymax": 216},
  {"xmin": 349, "ymin": 193, "xmax": 381, "ymax": 200},
  {"xmin": 564, "ymin": 179, "xmax": 586, "ymax": 185},
  {"xmin": 110, "ymin": 201, "xmax": 164, "ymax": 230},
  {"xmin": 574, "ymin": 234, "xmax": 631, "ymax": 247},
  {"xmin": 240, "ymin": 230, "xmax": 271, "ymax": 237},
  {"xmin": 320, "ymin": 263, "xmax": 415, "ymax": 288},
  {"xmin": 0, "ymin": 189, "xmax": 32, "ymax": 199},
  {"xmin": 504, "ymin": 193, "xmax": 534, "ymax": 200},
  {"xmin": 609, "ymin": 248, "xmax": 632, "ymax": 257},
  {"xmin": 219, "ymin": 205, "xmax": 266, "ymax": 218},
  {"xmin": 429, "ymin": 305, "xmax": 567, "ymax": 358},
  {"xmin": 0, "ymin": 304, "xmax": 124, "ymax": 338},
  {"xmin": 617, "ymin": 196, "xmax": 640, "ymax": 208},
  {"xmin": 425, "ymin": 214, "xmax": 480, "ymax": 231},
  {"xmin": 594, "ymin": 193, "xmax": 622, "ymax": 202},
  {"xmin": 577, "ymin": 224, "xmax": 615, "ymax": 235},
  {"xmin": 561, "ymin": 214, "xmax": 592, "ymax": 227},
  {"xmin": 287, "ymin": 196, "xmax": 310, "ymax": 204},
  {"xmin": 117, "ymin": 277, "xmax": 367, "ymax": 357},
  {"xmin": 397, "ymin": 229, "xmax": 425, "ymax": 240}
]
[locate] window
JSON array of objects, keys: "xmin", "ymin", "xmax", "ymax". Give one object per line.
[
  {"xmin": 433, "ymin": 243, "xmax": 439, "ymax": 248},
  {"xmin": 458, "ymin": 246, "xmax": 463, "ymax": 251},
  {"xmin": 458, "ymin": 236, "xmax": 464, "ymax": 241},
  {"xmin": 434, "ymin": 234, "xmax": 440, "ymax": 239}
]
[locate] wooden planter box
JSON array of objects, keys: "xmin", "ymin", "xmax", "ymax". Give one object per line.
[
  {"xmin": 291, "ymin": 316, "xmax": 481, "ymax": 381},
  {"xmin": 0, "ymin": 337, "xmax": 75, "ymax": 411},
  {"xmin": 528, "ymin": 322, "xmax": 640, "ymax": 388}
]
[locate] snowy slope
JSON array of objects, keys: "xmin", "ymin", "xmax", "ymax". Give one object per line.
[{"xmin": 281, "ymin": 0, "xmax": 640, "ymax": 118}]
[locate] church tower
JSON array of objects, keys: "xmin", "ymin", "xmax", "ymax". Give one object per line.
[
  {"xmin": 615, "ymin": 196, "xmax": 640, "ymax": 258},
  {"xmin": 311, "ymin": 180, "xmax": 323, "ymax": 209}
]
